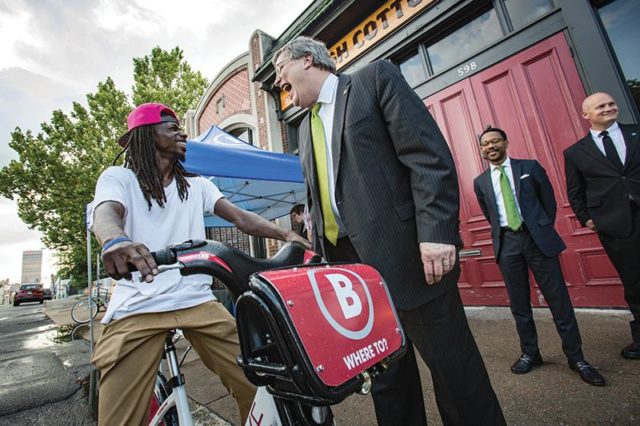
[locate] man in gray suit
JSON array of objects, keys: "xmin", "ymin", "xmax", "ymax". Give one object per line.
[{"xmin": 273, "ymin": 36, "xmax": 504, "ymax": 426}]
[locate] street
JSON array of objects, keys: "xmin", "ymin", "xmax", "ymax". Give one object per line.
[{"xmin": 0, "ymin": 302, "xmax": 94, "ymax": 425}]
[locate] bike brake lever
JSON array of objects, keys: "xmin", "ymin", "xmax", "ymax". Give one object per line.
[{"xmin": 135, "ymin": 263, "xmax": 184, "ymax": 282}]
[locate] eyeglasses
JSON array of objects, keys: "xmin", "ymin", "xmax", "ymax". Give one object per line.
[
  {"xmin": 275, "ymin": 57, "xmax": 294, "ymax": 78},
  {"xmin": 479, "ymin": 138, "xmax": 505, "ymax": 147}
]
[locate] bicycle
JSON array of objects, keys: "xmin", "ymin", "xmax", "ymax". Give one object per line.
[
  {"xmin": 71, "ymin": 280, "xmax": 110, "ymax": 323},
  {"xmin": 137, "ymin": 239, "xmax": 407, "ymax": 426}
]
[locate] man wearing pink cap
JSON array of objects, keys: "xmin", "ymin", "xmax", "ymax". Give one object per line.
[{"xmin": 89, "ymin": 103, "xmax": 309, "ymax": 425}]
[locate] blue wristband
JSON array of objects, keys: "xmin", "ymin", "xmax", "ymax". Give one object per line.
[{"xmin": 101, "ymin": 236, "xmax": 132, "ymax": 253}]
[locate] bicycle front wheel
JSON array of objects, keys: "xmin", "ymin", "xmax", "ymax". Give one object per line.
[
  {"xmin": 71, "ymin": 323, "xmax": 90, "ymax": 341},
  {"xmin": 71, "ymin": 298, "xmax": 99, "ymax": 323}
]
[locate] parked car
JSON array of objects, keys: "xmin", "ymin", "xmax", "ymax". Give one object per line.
[
  {"xmin": 14, "ymin": 284, "xmax": 44, "ymax": 306},
  {"xmin": 43, "ymin": 288, "xmax": 52, "ymax": 300}
]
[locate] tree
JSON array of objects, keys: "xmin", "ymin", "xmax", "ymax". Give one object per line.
[
  {"xmin": 0, "ymin": 47, "xmax": 208, "ymax": 286},
  {"xmin": 132, "ymin": 47, "xmax": 208, "ymax": 115}
]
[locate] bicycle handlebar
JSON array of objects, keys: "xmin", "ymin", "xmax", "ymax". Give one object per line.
[{"xmin": 112, "ymin": 239, "xmax": 322, "ymax": 300}]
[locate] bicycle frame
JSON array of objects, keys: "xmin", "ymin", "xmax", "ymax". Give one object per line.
[{"xmin": 149, "ymin": 333, "xmax": 193, "ymax": 426}]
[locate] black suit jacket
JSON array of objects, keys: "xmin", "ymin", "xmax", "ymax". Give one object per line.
[
  {"xmin": 564, "ymin": 123, "xmax": 640, "ymax": 238},
  {"xmin": 298, "ymin": 60, "xmax": 461, "ymax": 310},
  {"xmin": 474, "ymin": 159, "xmax": 566, "ymax": 260}
]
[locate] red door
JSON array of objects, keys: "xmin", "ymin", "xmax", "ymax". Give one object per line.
[{"xmin": 425, "ymin": 32, "xmax": 625, "ymax": 307}]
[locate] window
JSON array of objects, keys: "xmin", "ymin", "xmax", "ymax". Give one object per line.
[
  {"xmin": 597, "ymin": 0, "xmax": 640, "ymax": 112},
  {"xmin": 230, "ymin": 127, "xmax": 253, "ymax": 144},
  {"xmin": 399, "ymin": 51, "xmax": 428, "ymax": 87},
  {"xmin": 286, "ymin": 123, "xmax": 300, "ymax": 154},
  {"xmin": 216, "ymin": 95, "xmax": 225, "ymax": 114},
  {"xmin": 427, "ymin": 9, "xmax": 503, "ymax": 74},
  {"xmin": 504, "ymin": 0, "xmax": 554, "ymax": 29},
  {"xmin": 394, "ymin": 1, "xmax": 559, "ymax": 86}
]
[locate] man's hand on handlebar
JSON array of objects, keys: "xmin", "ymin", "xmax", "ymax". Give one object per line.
[
  {"xmin": 102, "ymin": 240, "xmax": 159, "ymax": 283},
  {"xmin": 285, "ymin": 230, "xmax": 312, "ymax": 249}
]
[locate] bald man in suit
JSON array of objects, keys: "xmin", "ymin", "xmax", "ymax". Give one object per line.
[{"xmin": 564, "ymin": 92, "xmax": 640, "ymax": 360}]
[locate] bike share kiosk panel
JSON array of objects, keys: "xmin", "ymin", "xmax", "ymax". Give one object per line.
[{"xmin": 235, "ymin": 263, "xmax": 406, "ymax": 405}]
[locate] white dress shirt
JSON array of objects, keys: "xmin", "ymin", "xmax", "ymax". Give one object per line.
[
  {"xmin": 589, "ymin": 121, "xmax": 626, "ymax": 164},
  {"xmin": 489, "ymin": 157, "xmax": 522, "ymax": 227},
  {"xmin": 314, "ymin": 73, "xmax": 346, "ymax": 233}
]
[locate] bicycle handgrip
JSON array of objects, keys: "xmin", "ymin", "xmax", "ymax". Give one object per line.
[
  {"xmin": 151, "ymin": 248, "xmax": 175, "ymax": 266},
  {"xmin": 125, "ymin": 249, "xmax": 175, "ymax": 272},
  {"xmin": 98, "ymin": 248, "xmax": 175, "ymax": 279}
]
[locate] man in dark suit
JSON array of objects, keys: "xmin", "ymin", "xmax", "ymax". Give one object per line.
[
  {"xmin": 473, "ymin": 127, "xmax": 605, "ymax": 386},
  {"xmin": 564, "ymin": 92, "xmax": 640, "ymax": 360},
  {"xmin": 273, "ymin": 36, "xmax": 505, "ymax": 426}
]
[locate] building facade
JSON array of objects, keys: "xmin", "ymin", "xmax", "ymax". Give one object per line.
[
  {"xmin": 21, "ymin": 250, "xmax": 42, "ymax": 284},
  {"xmin": 188, "ymin": 0, "xmax": 639, "ymax": 308}
]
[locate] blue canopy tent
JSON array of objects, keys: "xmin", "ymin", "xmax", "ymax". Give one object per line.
[{"xmin": 181, "ymin": 126, "xmax": 306, "ymax": 227}]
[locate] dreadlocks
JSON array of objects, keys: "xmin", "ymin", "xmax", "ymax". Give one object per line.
[{"xmin": 115, "ymin": 124, "xmax": 195, "ymax": 210}]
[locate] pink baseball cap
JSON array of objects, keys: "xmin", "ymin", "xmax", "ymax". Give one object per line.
[{"xmin": 117, "ymin": 102, "xmax": 179, "ymax": 147}]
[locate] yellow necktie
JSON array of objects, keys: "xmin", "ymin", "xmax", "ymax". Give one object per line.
[{"xmin": 310, "ymin": 104, "xmax": 339, "ymax": 245}]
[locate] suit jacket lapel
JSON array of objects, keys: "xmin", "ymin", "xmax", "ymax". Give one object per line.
[
  {"xmin": 331, "ymin": 74, "xmax": 351, "ymax": 183},
  {"xmin": 621, "ymin": 124, "xmax": 639, "ymax": 168},
  {"xmin": 483, "ymin": 168, "xmax": 499, "ymax": 222},
  {"xmin": 577, "ymin": 133, "xmax": 621, "ymax": 171},
  {"xmin": 299, "ymin": 116, "xmax": 317, "ymax": 198},
  {"xmin": 511, "ymin": 159, "xmax": 522, "ymax": 198}
]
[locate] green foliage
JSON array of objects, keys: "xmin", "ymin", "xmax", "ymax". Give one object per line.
[
  {"xmin": 0, "ymin": 47, "xmax": 208, "ymax": 286},
  {"xmin": 132, "ymin": 47, "xmax": 208, "ymax": 119}
]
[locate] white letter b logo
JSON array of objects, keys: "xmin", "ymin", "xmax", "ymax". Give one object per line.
[{"xmin": 326, "ymin": 273, "xmax": 362, "ymax": 319}]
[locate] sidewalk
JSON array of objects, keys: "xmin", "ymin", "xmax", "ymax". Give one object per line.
[{"xmin": 46, "ymin": 299, "xmax": 640, "ymax": 425}]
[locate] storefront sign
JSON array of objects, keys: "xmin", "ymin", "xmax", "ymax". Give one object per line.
[
  {"xmin": 280, "ymin": 0, "xmax": 436, "ymax": 111},
  {"xmin": 330, "ymin": 0, "xmax": 436, "ymax": 69}
]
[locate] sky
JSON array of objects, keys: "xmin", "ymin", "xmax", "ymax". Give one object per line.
[{"xmin": 0, "ymin": 0, "xmax": 313, "ymax": 285}]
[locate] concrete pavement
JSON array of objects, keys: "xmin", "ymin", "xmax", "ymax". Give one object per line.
[
  {"xmin": 43, "ymin": 298, "xmax": 640, "ymax": 425},
  {"xmin": 0, "ymin": 302, "xmax": 93, "ymax": 425}
]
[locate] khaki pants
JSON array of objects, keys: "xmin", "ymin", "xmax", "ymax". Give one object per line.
[{"xmin": 91, "ymin": 301, "xmax": 256, "ymax": 426}]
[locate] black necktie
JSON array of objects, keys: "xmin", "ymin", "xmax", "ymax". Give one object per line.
[{"xmin": 600, "ymin": 130, "xmax": 623, "ymax": 170}]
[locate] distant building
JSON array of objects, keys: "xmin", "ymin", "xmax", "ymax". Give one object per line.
[
  {"xmin": 0, "ymin": 278, "xmax": 8, "ymax": 304},
  {"xmin": 21, "ymin": 250, "xmax": 42, "ymax": 284},
  {"xmin": 0, "ymin": 279, "xmax": 21, "ymax": 305},
  {"xmin": 54, "ymin": 277, "xmax": 71, "ymax": 300}
]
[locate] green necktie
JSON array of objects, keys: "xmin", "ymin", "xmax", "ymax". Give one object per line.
[
  {"xmin": 496, "ymin": 165, "xmax": 522, "ymax": 231},
  {"xmin": 310, "ymin": 104, "xmax": 339, "ymax": 245}
]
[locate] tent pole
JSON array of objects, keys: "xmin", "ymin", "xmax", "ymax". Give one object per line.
[{"xmin": 87, "ymin": 226, "xmax": 99, "ymax": 419}]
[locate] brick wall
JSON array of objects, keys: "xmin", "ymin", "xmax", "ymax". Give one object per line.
[
  {"xmin": 250, "ymin": 35, "xmax": 269, "ymax": 150},
  {"xmin": 280, "ymin": 118, "xmax": 289, "ymax": 153},
  {"xmin": 198, "ymin": 68, "xmax": 252, "ymax": 134},
  {"xmin": 205, "ymin": 227, "xmax": 282, "ymax": 270}
]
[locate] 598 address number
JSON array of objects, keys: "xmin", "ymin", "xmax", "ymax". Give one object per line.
[{"xmin": 457, "ymin": 61, "xmax": 477, "ymax": 77}]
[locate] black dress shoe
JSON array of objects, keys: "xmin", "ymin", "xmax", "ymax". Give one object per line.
[
  {"xmin": 511, "ymin": 353, "xmax": 543, "ymax": 374},
  {"xmin": 569, "ymin": 360, "xmax": 606, "ymax": 386},
  {"xmin": 621, "ymin": 342, "xmax": 640, "ymax": 359}
]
